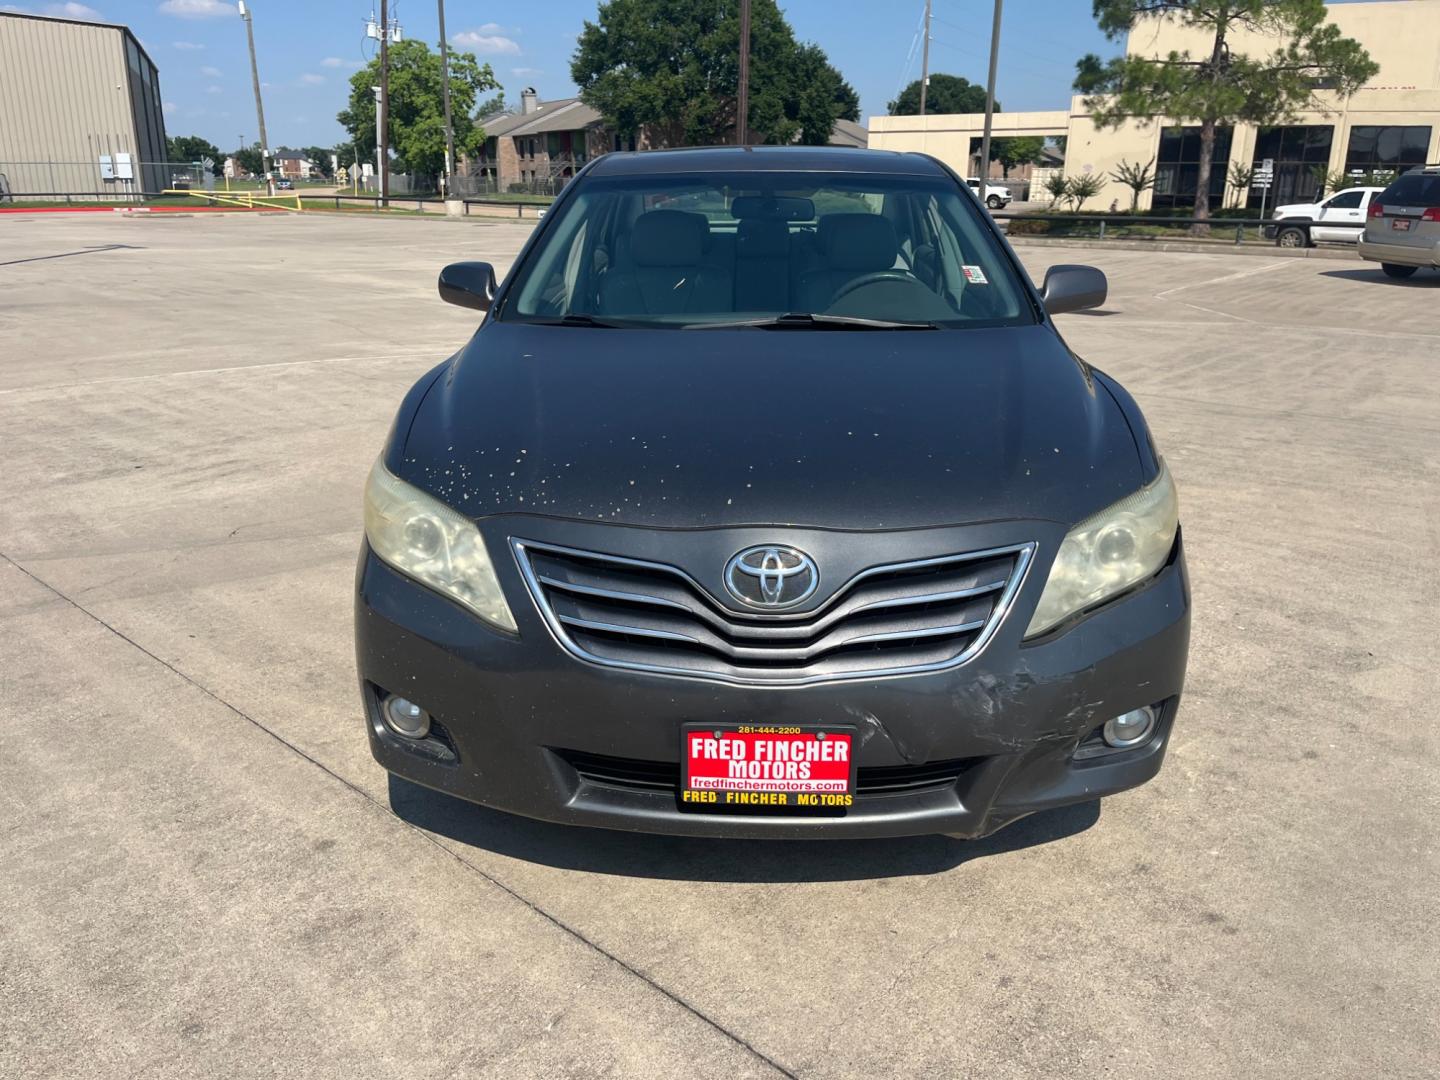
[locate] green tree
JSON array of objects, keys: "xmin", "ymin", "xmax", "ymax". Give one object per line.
[
  {"xmin": 572, "ymin": 0, "xmax": 854, "ymax": 146},
  {"xmin": 992, "ymin": 135, "xmax": 1046, "ymax": 177},
  {"xmin": 1044, "ymin": 172, "xmax": 1070, "ymax": 208},
  {"xmin": 166, "ymin": 134, "xmax": 222, "ymax": 174},
  {"xmin": 1109, "ymin": 157, "xmax": 1156, "ymax": 211},
  {"xmin": 475, "ymin": 92, "xmax": 507, "ymax": 119},
  {"xmin": 338, "ymin": 39, "xmax": 499, "ymax": 176},
  {"xmin": 301, "ymin": 147, "xmax": 336, "ymax": 179},
  {"xmin": 1074, "ymin": 1, "xmax": 1377, "ymax": 227},
  {"xmin": 235, "ymin": 142, "xmax": 264, "ymax": 177},
  {"xmin": 888, "ymin": 73, "xmax": 991, "ymax": 115},
  {"xmin": 1065, "ymin": 173, "xmax": 1105, "ymax": 211},
  {"xmin": 1226, "ymin": 160, "xmax": 1255, "ymax": 207}
]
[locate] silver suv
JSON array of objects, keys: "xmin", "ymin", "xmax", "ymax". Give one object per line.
[{"xmin": 1358, "ymin": 166, "xmax": 1440, "ymax": 279}]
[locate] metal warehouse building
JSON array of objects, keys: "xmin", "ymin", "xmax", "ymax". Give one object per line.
[{"xmin": 0, "ymin": 11, "xmax": 169, "ymax": 200}]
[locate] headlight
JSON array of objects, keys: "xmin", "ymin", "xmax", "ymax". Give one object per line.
[
  {"xmin": 363, "ymin": 459, "xmax": 517, "ymax": 633},
  {"xmin": 1025, "ymin": 462, "xmax": 1179, "ymax": 638}
]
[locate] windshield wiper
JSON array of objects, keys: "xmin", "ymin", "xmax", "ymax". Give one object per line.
[
  {"xmin": 685, "ymin": 312, "xmax": 939, "ymax": 331},
  {"xmin": 525, "ymin": 313, "xmax": 626, "ymax": 328}
]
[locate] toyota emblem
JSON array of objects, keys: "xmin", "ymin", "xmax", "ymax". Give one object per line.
[{"xmin": 724, "ymin": 545, "xmax": 819, "ymax": 609}]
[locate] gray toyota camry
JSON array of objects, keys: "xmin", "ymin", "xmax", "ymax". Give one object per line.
[{"xmin": 356, "ymin": 146, "xmax": 1190, "ymax": 839}]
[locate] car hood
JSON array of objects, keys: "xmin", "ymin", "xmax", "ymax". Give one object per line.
[
  {"xmin": 1274, "ymin": 202, "xmax": 1320, "ymax": 217},
  {"xmin": 396, "ymin": 321, "xmax": 1144, "ymax": 530}
]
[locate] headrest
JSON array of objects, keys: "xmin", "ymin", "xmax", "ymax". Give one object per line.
[
  {"xmin": 736, "ymin": 218, "xmax": 790, "ymax": 259},
  {"xmin": 731, "ymin": 195, "xmax": 815, "ymax": 221},
  {"xmin": 630, "ymin": 210, "xmax": 708, "ymax": 266},
  {"xmin": 817, "ymin": 214, "xmax": 898, "ymax": 271}
]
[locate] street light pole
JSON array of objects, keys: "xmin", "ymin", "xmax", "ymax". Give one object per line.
[
  {"xmin": 978, "ymin": 0, "xmax": 1003, "ymax": 191},
  {"xmin": 379, "ymin": 0, "xmax": 390, "ymax": 205},
  {"xmin": 736, "ymin": 0, "xmax": 751, "ymax": 144},
  {"xmin": 919, "ymin": 0, "xmax": 931, "ymax": 116},
  {"xmin": 237, "ymin": 2, "xmax": 271, "ymax": 191},
  {"xmin": 437, "ymin": 0, "xmax": 455, "ymax": 195}
]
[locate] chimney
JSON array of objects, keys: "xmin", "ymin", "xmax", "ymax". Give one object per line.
[{"xmin": 521, "ymin": 87, "xmax": 539, "ymax": 114}]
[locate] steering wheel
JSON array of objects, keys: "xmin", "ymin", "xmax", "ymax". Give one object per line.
[{"xmin": 826, "ymin": 271, "xmax": 918, "ymax": 308}]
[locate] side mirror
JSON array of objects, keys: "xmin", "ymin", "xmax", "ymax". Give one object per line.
[
  {"xmin": 1040, "ymin": 264, "xmax": 1107, "ymax": 315},
  {"xmin": 438, "ymin": 261, "xmax": 497, "ymax": 311}
]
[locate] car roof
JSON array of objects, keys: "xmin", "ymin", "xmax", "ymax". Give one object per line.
[{"xmin": 588, "ymin": 145, "xmax": 948, "ymax": 178}]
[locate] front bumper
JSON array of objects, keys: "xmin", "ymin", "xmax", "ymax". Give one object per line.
[
  {"xmin": 356, "ymin": 521, "xmax": 1190, "ymax": 839},
  {"xmin": 1358, "ymin": 236, "xmax": 1440, "ymax": 267}
]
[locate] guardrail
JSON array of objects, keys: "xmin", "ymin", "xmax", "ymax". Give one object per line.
[
  {"xmin": 0, "ymin": 190, "xmax": 554, "ymax": 218},
  {"xmin": 991, "ymin": 211, "xmax": 1287, "ymax": 245}
]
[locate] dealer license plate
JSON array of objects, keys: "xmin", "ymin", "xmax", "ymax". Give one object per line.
[
  {"xmin": 1393, "ymin": 218, "xmax": 1413, "ymax": 231},
  {"xmin": 681, "ymin": 724, "xmax": 856, "ymax": 813}
]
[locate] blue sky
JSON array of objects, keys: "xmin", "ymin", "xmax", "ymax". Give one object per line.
[{"xmin": 11, "ymin": 0, "xmax": 1121, "ymax": 151}]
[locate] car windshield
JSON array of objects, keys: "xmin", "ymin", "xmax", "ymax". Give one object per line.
[
  {"xmin": 499, "ymin": 169, "xmax": 1032, "ymax": 329},
  {"xmin": 1379, "ymin": 172, "xmax": 1440, "ymax": 207}
]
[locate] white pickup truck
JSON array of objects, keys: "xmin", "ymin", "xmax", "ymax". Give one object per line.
[
  {"xmin": 966, "ymin": 178, "xmax": 1013, "ymax": 210},
  {"xmin": 1267, "ymin": 187, "xmax": 1385, "ymax": 247}
]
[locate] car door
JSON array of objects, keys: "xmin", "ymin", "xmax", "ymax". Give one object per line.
[{"xmin": 1311, "ymin": 189, "xmax": 1366, "ymax": 241}]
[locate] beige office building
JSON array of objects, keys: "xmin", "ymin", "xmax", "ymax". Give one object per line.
[{"xmin": 870, "ymin": 0, "xmax": 1440, "ymax": 211}]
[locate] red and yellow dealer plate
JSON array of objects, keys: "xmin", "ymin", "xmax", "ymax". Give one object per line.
[{"xmin": 681, "ymin": 724, "xmax": 856, "ymax": 813}]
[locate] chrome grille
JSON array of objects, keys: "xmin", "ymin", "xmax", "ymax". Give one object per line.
[{"xmin": 513, "ymin": 538, "xmax": 1033, "ymax": 685}]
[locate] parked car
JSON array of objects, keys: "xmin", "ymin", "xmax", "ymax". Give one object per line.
[
  {"xmin": 275, "ymin": 177, "xmax": 295, "ymax": 191},
  {"xmin": 966, "ymin": 178, "xmax": 1013, "ymax": 210},
  {"xmin": 1266, "ymin": 186, "xmax": 1384, "ymax": 247},
  {"xmin": 357, "ymin": 146, "xmax": 1189, "ymax": 840},
  {"xmin": 1358, "ymin": 166, "xmax": 1440, "ymax": 278}
]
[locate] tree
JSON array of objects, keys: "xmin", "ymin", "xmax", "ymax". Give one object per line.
[
  {"xmin": 1109, "ymin": 157, "xmax": 1156, "ymax": 211},
  {"xmin": 1044, "ymin": 172, "xmax": 1070, "ymax": 208},
  {"xmin": 235, "ymin": 142, "xmax": 264, "ymax": 177},
  {"xmin": 1065, "ymin": 173, "xmax": 1104, "ymax": 211},
  {"xmin": 475, "ymin": 92, "xmax": 507, "ymax": 119},
  {"xmin": 992, "ymin": 136, "xmax": 1046, "ymax": 177},
  {"xmin": 888, "ymin": 73, "xmax": 991, "ymax": 115},
  {"xmin": 1074, "ymin": 1, "xmax": 1378, "ymax": 228},
  {"xmin": 1226, "ymin": 160, "xmax": 1255, "ymax": 207},
  {"xmin": 301, "ymin": 147, "xmax": 336, "ymax": 179},
  {"xmin": 167, "ymin": 134, "xmax": 222, "ymax": 174},
  {"xmin": 338, "ymin": 39, "xmax": 498, "ymax": 177},
  {"xmin": 572, "ymin": 0, "xmax": 854, "ymax": 147}
]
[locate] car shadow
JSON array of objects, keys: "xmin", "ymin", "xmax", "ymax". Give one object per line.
[
  {"xmin": 1319, "ymin": 268, "xmax": 1440, "ymax": 287},
  {"xmin": 387, "ymin": 774, "xmax": 1100, "ymax": 882}
]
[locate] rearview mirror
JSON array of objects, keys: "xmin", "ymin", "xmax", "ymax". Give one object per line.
[
  {"xmin": 1040, "ymin": 264, "xmax": 1107, "ymax": 315},
  {"xmin": 438, "ymin": 261, "xmax": 498, "ymax": 311}
]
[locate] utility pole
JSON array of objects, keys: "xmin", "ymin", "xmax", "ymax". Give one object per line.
[
  {"xmin": 978, "ymin": 0, "xmax": 1003, "ymax": 190},
  {"xmin": 379, "ymin": 0, "xmax": 390, "ymax": 205},
  {"xmin": 237, "ymin": 2, "xmax": 270, "ymax": 191},
  {"xmin": 736, "ymin": 0, "xmax": 751, "ymax": 144},
  {"xmin": 437, "ymin": 0, "xmax": 456, "ymax": 196},
  {"xmin": 919, "ymin": 0, "xmax": 931, "ymax": 115}
]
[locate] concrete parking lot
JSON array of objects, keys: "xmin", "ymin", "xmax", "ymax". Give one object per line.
[{"xmin": 2, "ymin": 211, "xmax": 1436, "ymax": 1079}]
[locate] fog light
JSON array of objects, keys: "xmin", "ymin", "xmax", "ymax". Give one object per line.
[
  {"xmin": 1102, "ymin": 707, "xmax": 1156, "ymax": 748},
  {"xmin": 382, "ymin": 695, "xmax": 431, "ymax": 739}
]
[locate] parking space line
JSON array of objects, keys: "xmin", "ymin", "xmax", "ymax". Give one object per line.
[{"xmin": 0, "ymin": 549, "xmax": 798, "ymax": 1080}]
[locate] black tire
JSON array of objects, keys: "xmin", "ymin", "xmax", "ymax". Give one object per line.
[
  {"xmin": 1381, "ymin": 263, "xmax": 1418, "ymax": 279},
  {"xmin": 1275, "ymin": 225, "xmax": 1309, "ymax": 248},
  {"xmin": 987, "ymin": 195, "xmax": 1003, "ymax": 210}
]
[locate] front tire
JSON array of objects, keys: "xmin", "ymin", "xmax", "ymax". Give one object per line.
[
  {"xmin": 1276, "ymin": 225, "xmax": 1309, "ymax": 248},
  {"xmin": 986, "ymin": 195, "xmax": 1004, "ymax": 210},
  {"xmin": 1381, "ymin": 263, "xmax": 1418, "ymax": 279}
]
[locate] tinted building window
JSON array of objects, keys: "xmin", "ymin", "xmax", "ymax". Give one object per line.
[
  {"xmin": 1247, "ymin": 125, "xmax": 1333, "ymax": 208},
  {"xmin": 1345, "ymin": 126, "xmax": 1431, "ymax": 178},
  {"xmin": 1153, "ymin": 126, "xmax": 1233, "ymax": 209}
]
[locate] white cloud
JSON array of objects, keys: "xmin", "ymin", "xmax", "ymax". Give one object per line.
[
  {"xmin": 320, "ymin": 56, "xmax": 344, "ymax": 68},
  {"xmin": 299, "ymin": 73, "xmax": 325, "ymax": 85},
  {"xmin": 47, "ymin": 2, "xmax": 102, "ymax": 17},
  {"xmin": 158, "ymin": 0, "xmax": 232, "ymax": 18},
  {"xmin": 172, "ymin": 40, "xmax": 204, "ymax": 49},
  {"xmin": 452, "ymin": 29, "xmax": 520, "ymax": 55},
  {"xmin": 205, "ymin": 84, "xmax": 221, "ymax": 94},
  {"xmin": 200, "ymin": 64, "xmax": 221, "ymax": 76},
  {"xmin": 162, "ymin": 100, "xmax": 177, "ymax": 114},
  {"xmin": 511, "ymin": 67, "xmax": 542, "ymax": 78}
]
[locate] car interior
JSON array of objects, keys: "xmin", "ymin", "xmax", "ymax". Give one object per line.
[{"xmin": 509, "ymin": 179, "xmax": 1027, "ymax": 326}]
